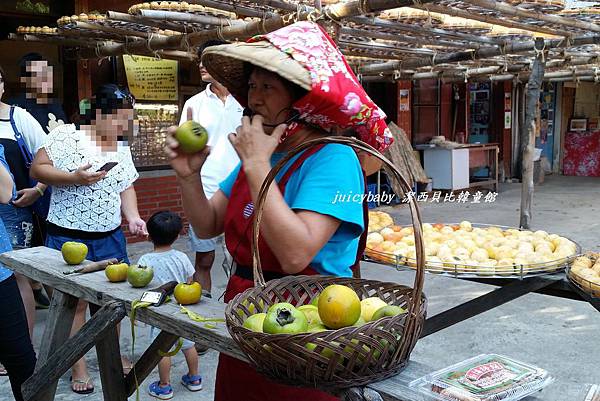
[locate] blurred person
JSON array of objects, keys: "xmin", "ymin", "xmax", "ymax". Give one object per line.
[
  {"xmin": 11, "ymin": 52, "xmax": 69, "ymax": 308},
  {"xmin": 0, "ymin": 142, "xmax": 37, "ymax": 401},
  {"xmin": 30, "ymin": 84, "xmax": 147, "ymax": 394},
  {"xmin": 180, "ymin": 40, "xmax": 243, "ymax": 304},
  {"xmin": 12, "ymin": 52, "xmax": 67, "ymax": 134},
  {"xmin": 0, "ymin": 64, "xmax": 48, "ymax": 348}
]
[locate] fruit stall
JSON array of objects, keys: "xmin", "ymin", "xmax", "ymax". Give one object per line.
[
  {"xmin": 4, "ymin": 1, "xmax": 600, "ymax": 400},
  {"xmin": 2, "ymin": 225, "xmax": 599, "ymax": 401},
  {"xmin": 0, "ymin": 246, "xmax": 434, "ymax": 401},
  {"xmin": 3, "ymin": 137, "xmax": 600, "ymax": 401}
]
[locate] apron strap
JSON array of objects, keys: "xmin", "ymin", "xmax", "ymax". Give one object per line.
[
  {"xmin": 277, "ymin": 144, "xmax": 326, "ymax": 190},
  {"xmin": 229, "ymin": 143, "xmax": 327, "ymax": 267},
  {"xmin": 351, "ymin": 170, "xmax": 369, "ymax": 278}
]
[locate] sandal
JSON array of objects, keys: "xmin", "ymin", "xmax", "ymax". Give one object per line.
[
  {"xmin": 181, "ymin": 373, "xmax": 202, "ymax": 392},
  {"xmin": 70, "ymin": 375, "xmax": 94, "ymax": 395},
  {"xmin": 0, "ymin": 363, "xmax": 7, "ymax": 376},
  {"xmin": 122, "ymin": 363, "xmax": 134, "ymax": 376},
  {"xmin": 121, "ymin": 356, "xmax": 134, "ymax": 376}
]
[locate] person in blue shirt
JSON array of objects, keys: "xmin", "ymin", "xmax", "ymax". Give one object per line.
[
  {"xmin": 166, "ymin": 22, "xmax": 393, "ymax": 401},
  {"xmin": 0, "ymin": 143, "xmax": 37, "ymax": 401}
]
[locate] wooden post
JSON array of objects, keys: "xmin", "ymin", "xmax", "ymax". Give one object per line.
[
  {"xmin": 28, "ymin": 291, "xmax": 78, "ymax": 401},
  {"xmin": 519, "ymin": 38, "xmax": 546, "ymax": 229},
  {"xmin": 90, "ymin": 303, "xmax": 128, "ymax": 401},
  {"xmin": 22, "ymin": 301, "xmax": 126, "ymax": 401}
]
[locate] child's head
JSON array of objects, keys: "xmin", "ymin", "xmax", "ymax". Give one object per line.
[{"xmin": 146, "ymin": 211, "xmax": 183, "ymax": 247}]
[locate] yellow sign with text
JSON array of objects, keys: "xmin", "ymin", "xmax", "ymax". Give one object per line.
[{"xmin": 123, "ymin": 55, "xmax": 178, "ymax": 101}]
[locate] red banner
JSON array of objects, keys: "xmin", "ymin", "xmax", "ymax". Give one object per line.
[{"xmin": 563, "ymin": 131, "xmax": 600, "ymax": 177}]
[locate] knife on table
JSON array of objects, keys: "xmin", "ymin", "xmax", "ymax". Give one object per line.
[{"xmin": 62, "ymin": 258, "xmax": 119, "ymax": 275}]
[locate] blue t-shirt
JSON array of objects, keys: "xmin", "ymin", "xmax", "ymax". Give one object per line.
[
  {"xmin": 0, "ymin": 144, "xmax": 16, "ymax": 282},
  {"xmin": 219, "ymin": 144, "xmax": 364, "ymax": 277}
]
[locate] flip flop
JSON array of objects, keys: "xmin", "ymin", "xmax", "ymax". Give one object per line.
[
  {"xmin": 70, "ymin": 376, "xmax": 94, "ymax": 395},
  {"xmin": 122, "ymin": 363, "xmax": 134, "ymax": 376},
  {"xmin": 121, "ymin": 356, "xmax": 134, "ymax": 376}
]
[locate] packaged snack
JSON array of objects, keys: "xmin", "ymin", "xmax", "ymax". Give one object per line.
[
  {"xmin": 584, "ymin": 384, "xmax": 600, "ymax": 401},
  {"xmin": 410, "ymin": 354, "xmax": 554, "ymax": 401}
]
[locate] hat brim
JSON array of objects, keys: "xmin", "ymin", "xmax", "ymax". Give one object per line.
[{"xmin": 201, "ymin": 41, "xmax": 312, "ymax": 100}]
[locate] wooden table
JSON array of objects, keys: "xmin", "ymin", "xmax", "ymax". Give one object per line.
[
  {"xmin": 460, "ymin": 143, "xmax": 500, "ymax": 192},
  {"xmin": 0, "ymin": 246, "xmax": 438, "ymax": 401},
  {"xmin": 420, "ymin": 273, "xmax": 600, "ymax": 338}
]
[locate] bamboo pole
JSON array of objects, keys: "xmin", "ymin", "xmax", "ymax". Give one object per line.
[
  {"xmin": 9, "ymin": 33, "xmax": 113, "ymax": 48},
  {"xmin": 72, "ymin": 46, "xmax": 195, "ymax": 61},
  {"xmin": 362, "ymin": 61, "xmax": 600, "ymax": 82},
  {"xmin": 415, "ymin": 3, "xmax": 573, "ymax": 37},
  {"xmin": 186, "ymin": 0, "xmax": 278, "ymax": 17},
  {"xmin": 463, "ymin": 0, "xmax": 600, "ymax": 33},
  {"xmin": 108, "ymin": 11, "xmax": 203, "ymax": 32},
  {"xmin": 325, "ymin": 0, "xmax": 438, "ymax": 19},
  {"xmin": 349, "ymin": 16, "xmax": 502, "ymax": 45},
  {"xmin": 548, "ymin": 76, "xmax": 596, "ymax": 82},
  {"xmin": 74, "ymin": 21, "xmax": 164, "ymax": 40},
  {"xmin": 340, "ymin": 40, "xmax": 436, "ymax": 55},
  {"xmin": 359, "ymin": 35, "xmax": 600, "ymax": 73},
  {"xmin": 59, "ymin": 29, "xmax": 128, "ymax": 42},
  {"xmin": 83, "ymin": 0, "xmax": 446, "ymax": 59},
  {"xmin": 344, "ymin": 51, "xmax": 401, "ymax": 61},
  {"xmin": 340, "ymin": 27, "xmax": 468, "ymax": 49},
  {"xmin": 139, "ymin": 9, "xmax": 244, "ymax": 27},
  {"xmin": 519, "ymin": 38, "xmax": 545, "ymax": 229}
]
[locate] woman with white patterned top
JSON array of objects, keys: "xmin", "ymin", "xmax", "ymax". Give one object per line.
[{"xmin": 30, "ymin": 84, "xmax": 147, "ymax": 394}]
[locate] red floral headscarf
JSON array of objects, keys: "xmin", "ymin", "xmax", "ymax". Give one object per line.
[{"xmin": 248, "ymin": 22, "xmax": 394, "ymax": 152}]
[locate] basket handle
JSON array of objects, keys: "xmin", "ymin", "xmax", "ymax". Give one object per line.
[{"xmin": 251, "ymin": 136, "xmax": 426, "ymax": 321}]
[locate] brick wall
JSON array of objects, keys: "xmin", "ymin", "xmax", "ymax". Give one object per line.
[{"xmin": 122, "ymin": 170, "xmax": 188, "ymax": 243}]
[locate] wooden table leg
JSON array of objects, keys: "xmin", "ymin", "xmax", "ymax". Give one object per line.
[
  {"xmin": 22, "ymin": 301, "xmax": 126, "ymax": 401},
  {"xmin": 125, "ymin": 330, "xmax": 179, "ymax": 397},
  {"xmin": 90, "ymin": 304, "xmax": 128, "ymax": 401},
  {"xmin": 421, "ymin": 277, "xmax": 555, "ymax": 338},
  {"xmin": 26, "ymin": 290, "xmax": 78, "ymax": 400}
]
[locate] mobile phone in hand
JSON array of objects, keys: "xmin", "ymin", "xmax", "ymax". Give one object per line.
[{"xmin": 97, "ymin": 162, "xmax": 118, "ymax": 173}]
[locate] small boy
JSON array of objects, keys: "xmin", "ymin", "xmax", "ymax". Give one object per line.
[{"xmin": 138, "ymin": 211, "xmax": 202, "ymax": 400}]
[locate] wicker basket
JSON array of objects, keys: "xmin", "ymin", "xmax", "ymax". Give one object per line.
[{"xmin": 225, "ymin": 136, "xmax": 427, "ymax": 390}]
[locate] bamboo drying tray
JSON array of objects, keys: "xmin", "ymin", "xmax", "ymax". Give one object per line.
[
  {"xmin": 560, "ymin": 7, "xmax": 600, "ymax": 24},
  {"xmin": 567, "ymin": 253, "xmax": 600, "ymax": 298},
  {"xmin": 365, "ymin": 223, "xmax": 580, "ymax": 280},
  {"xmin": 379, "ymin": 7, "xmax": 445, "ymax": 27},
  {"xmin": 128, "ymin": 1, "xmax": 236, "ymax": 18}
]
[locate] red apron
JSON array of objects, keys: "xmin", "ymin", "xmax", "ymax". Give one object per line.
[{"xmin": 215, "ymin": 145, "xmax": 367, "ymax": 401}]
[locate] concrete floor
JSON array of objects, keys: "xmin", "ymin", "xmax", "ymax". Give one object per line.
[{"xmin": 3, "ymin": 175, "xmax": 599, "ymax": 400}]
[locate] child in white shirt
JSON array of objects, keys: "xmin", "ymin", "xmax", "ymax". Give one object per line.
[{"xmin": 137, "ymin": 211, "xmax": 201, "ymax": 399}]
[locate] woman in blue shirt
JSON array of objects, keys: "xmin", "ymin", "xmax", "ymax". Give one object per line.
[
  {"xmin": 166, "ymin": 22, "xmax": 393, "ymax": 401},
  {"xmin": 0, "ymin": 143, "xmax": 36, "ymax": 401}
]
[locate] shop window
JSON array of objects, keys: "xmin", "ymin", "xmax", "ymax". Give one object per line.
[{"xmin": 132, "ymin": 104, "xmax": 178, "ymax": 169}]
